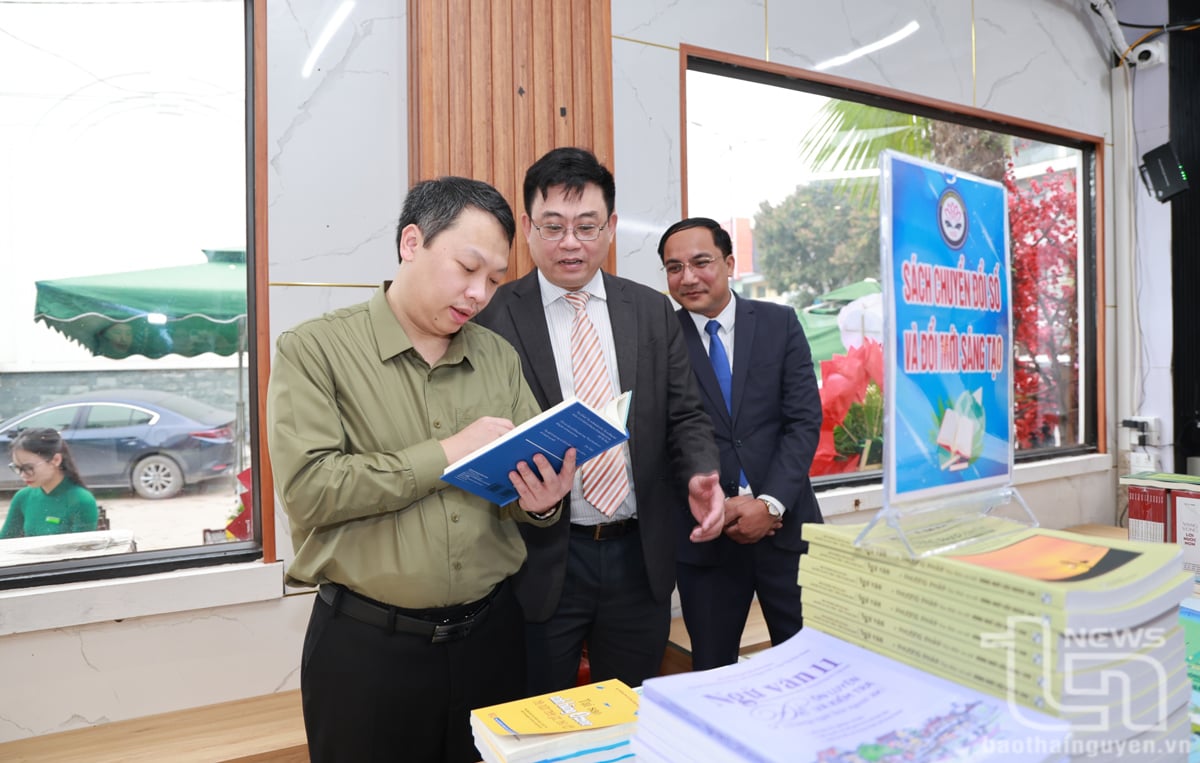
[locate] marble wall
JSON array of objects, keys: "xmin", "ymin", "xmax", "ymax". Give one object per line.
[{"xmin": 0, "ymin": 0, "xmax": 1133, "ymax": 743}]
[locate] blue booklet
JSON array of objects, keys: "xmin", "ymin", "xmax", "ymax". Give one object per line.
[{"xmin": 441, "ymin": 391, "xmax": 631, "ymax": 505}]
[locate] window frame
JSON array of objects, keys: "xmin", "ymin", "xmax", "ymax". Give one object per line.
[
  {"xmin": 679, "ymin": 45, "xmax": 1104, "ymax": 490},
  {"xmin": 0, "ymin": 0, "xmax": 271, "ymax": 591}
]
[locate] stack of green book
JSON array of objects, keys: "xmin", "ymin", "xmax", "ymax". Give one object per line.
[{"xmin": 801, "ymin": 517, "xmax": 1194, "ymax": 753}]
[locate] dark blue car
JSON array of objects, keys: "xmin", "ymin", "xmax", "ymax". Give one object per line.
[{"xmin": 0, "ymin": 389, "xmax": 236, "ymax": 499}]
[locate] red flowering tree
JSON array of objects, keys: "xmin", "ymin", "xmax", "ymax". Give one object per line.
[
  {"xmin": 1003, "ymin": 162, "xmax": 1079, "ymax": 448},
  {"xmin": 812, "ymin": 339, "xmax": 884, "ymax": 474}
]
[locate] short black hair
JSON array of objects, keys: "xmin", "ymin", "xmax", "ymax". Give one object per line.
[
  {"xmin": 395, "ymin": 176, "xmax": 516, "ymax": 262},
  {"xmin": 656, "ymin": 217, "xmax": 733, "ymax": 261},
  {"xmin": 523, "ymin": 147, "xmax": 616, "ymax": 218}
]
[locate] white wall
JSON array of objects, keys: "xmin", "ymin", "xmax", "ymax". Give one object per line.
[
  {"xmin": 1113, "ymin": 0, "xmax": 1174, "ymax": 474},
  {"xmin": 0, "ymin": 0, "xmax": 1137, "ymax": 742}
]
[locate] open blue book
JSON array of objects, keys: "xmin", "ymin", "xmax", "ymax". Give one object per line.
[{"xmin": 441, "ymin": 391, "xmax": 631, "ymax": 505}]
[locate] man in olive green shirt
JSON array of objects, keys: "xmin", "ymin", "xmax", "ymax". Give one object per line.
[{"xmin": 267, "ymin": 177, "xmax": 576, "ymax": 763}]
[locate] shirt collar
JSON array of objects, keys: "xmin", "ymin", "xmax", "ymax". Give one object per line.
[
  {"xmin": 537, "ymin": 269, "xmax": 608, "ymax": 308},
  {"xmin": 688, "ymin": 289, "xmax": 737, "ymax": 335},
  {"xmin": 369, "ymin": 283, "xmax": 470, "ymax": 365}
]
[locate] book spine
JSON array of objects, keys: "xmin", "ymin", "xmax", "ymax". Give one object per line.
[
  {"xmin": 1127, "ymin": 485, "xmax": 1169, "ymax": 543},
  {"xmin": 1173, "ymin": 491, "xmax": 1200, "ymax": 574},
  {"xmin": 803, "ymin": 608, "xmax": 1057, "ymax": 713},
  {"xmin": 801, "ymin": 587, "xmax": 1048, "ymax": 687},
  {"xmin": 800, "ymin": 556, "xmax": 1054, "ymax": 658},
  {"xmin": 803, "ymin": 524, "xmax": 1069, "ymax": 608},
  {"xmin": 802, "ymin": 544, "xmax": 1071, "ymax": 628}
]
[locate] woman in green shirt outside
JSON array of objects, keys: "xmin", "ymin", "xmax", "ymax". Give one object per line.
[{"xmin": 2, "ymin": 428, "xmax": 98, "ymax": 538}]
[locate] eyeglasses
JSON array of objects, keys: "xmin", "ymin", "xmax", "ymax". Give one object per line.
[
  {"xmin": 664, "ymin": 256, "xmax": 719, "ymax": 276},
  {"xmin": 9, "ymin": 461, "xmax": 46, "ymax": 476},
  {"xmin": 532, "ymin": 222, "xmax": 608, "ymax": 242}
]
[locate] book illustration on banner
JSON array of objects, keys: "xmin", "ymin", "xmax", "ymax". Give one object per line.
[
  {"xmin": 442, "ymin": 391, "xmax": 631, "ymax": 505},
  {"xmin": 470, "ymin": 679, "xmax": 639, "ymax": 763},
  {"xmin": 631, "ymin": 627, "xmax": 1069, "ymax": 763},
  {"xmin": 935, "ymin": 387, "xmax": 984, "ymax": 471}
]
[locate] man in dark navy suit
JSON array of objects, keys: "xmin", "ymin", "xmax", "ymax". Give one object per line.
[{"xmin": 658, "ymin": 217, "xmax": 824, "ymax": 671}]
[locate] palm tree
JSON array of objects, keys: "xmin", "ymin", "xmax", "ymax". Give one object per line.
[{"xmin": 796, "ymin": 100, "xmax": 1009, "ymax": 205}]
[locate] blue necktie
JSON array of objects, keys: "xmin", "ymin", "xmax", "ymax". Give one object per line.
[
  {"xmin": 705, "ymin": 319, "xmax": 733, "ymax": 412},
  {"xmin": 706, "ymin": 320, "xmax": 749, "ymax": 489}
]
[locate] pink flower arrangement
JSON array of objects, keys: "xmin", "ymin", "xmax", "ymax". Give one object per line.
[{"xmin": 813, "ymin": 339, "xmax": 884, "ymax": 475}]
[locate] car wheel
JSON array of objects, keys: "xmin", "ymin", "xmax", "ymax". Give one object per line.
[{"xmin": 132, "ymin": 455, "xmax": 184, "ymax": 500}]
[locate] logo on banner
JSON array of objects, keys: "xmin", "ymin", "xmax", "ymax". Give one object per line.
[{"xmin": 937, "ymin": 188, "xmax": 968, "ymax": 249}]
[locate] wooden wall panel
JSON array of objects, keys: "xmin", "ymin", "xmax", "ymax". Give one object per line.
[
  {"xmin": 447, "ymin": 0, "xmax": 472, "ymax": 175},
  {"xmin": 590, "ymin": 8, "xmax": 613, "ymax": 170},
  {"xmin": 469, "ymin": 0, "xmax": 494, "ymax": 177},
  {"xmin": 569, "ymin": 0, "xmax": 593, "ymax": 153},
  {"xmin": 409, "ymin": 0, "xmax": 615, "ymax": 279}
]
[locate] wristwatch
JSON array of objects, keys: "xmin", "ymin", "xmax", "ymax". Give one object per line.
[{"xmin": 760, "ymin": 497, "xmax": 784, "ymax": 518}]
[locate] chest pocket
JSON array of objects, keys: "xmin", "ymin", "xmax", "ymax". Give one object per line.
[{"xmin": 455, "ymin": 404, "xmax": 509, "ymax": 434}]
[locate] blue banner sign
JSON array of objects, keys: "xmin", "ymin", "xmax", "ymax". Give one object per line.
[{"xmin": 880, "ymin": 151, "xmax": 1013, "ymax": 505}]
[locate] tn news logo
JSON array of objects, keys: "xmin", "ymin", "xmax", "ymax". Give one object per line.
[{"xmin": 979, "ymin": 616, "xmax": 1174, "ymax": 733}]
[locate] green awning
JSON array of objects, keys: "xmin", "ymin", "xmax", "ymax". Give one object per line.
[
  {"xmin": 799, "ymin": 278, "xmax": 882, "ymax": 365},
  {"xmin": 33, "ymin": 252, "xmax": 247, "ymax": 360},
  {"xmin": 798, "ymin": 307, "xmax": 848, "ymax": 366}
]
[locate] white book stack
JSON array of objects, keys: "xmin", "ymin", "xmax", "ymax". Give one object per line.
[{"xmin": 633, "ymin": 627, "xmax": 1071, "ymax": 763}]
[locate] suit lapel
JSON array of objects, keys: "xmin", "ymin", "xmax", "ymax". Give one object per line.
[
  {"xmin": 730, "ymin": 294, "xmax": 755, "ymax": 423},
  {"xmin": 509, "ymin": 273, "xmax": 564, "ymax": 407},
  {"xmin": 604, "ymin": 273, "xmax": 638, "ymax": 394}
]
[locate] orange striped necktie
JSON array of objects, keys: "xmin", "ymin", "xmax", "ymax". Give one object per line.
[{"xmin": 564, "ymin": 291, "xmax": 630, "ymax": 516}]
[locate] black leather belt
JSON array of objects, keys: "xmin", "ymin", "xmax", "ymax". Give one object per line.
[
  {"xmin": 570, "ymin": 517, "xmax": 638, "ymax": 541},
  {"xmin": 317, "ymin": 582, "xmax": 496, "ymax": 644}
]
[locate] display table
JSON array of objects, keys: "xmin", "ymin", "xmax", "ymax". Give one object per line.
[{"xmin": 1062, "ymin": 522, "xmax": 1128, "ymax": 540}]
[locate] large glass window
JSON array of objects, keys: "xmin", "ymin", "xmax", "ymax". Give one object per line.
[
  {"xmin": 0, "ymin": 0, "xmax": 259, "ymax": 583},
  {"xmin": 684, "ymin": 55, "xmax": 1097, "ymax": 485}
]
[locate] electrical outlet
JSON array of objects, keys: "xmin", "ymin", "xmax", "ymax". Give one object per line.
[{"xmin": 1127, "ymin": 416, "xmax": 1161, "ymax": 447}]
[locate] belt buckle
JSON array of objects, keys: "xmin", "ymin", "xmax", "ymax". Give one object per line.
[
  {"xmin": 429, "ymin": 600, "xmax": 489, "ymax": 643},
  {"xmin": 431, "ymin": 620, "xmax": 471, "ymax": 644},
  {"xmin": 593, "ymin": 524, "xmax": 605, "ymax": 541}
]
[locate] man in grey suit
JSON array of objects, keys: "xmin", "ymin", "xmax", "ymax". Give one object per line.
[{"xmin": 476, "ymin": 147, "xmax": 724, "ymax": 693}]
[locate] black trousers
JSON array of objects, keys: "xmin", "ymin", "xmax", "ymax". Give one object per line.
[
  {"xmin": 525, "ymin": 530, "xmax": 670, "ymax": 694},
  {"xmin": 300, "ymin": 580, "xmax": 525, "ymax": 763},
  {"xmin": 677, "ymin": 538, "xmax": 804, "ymax": 671}
]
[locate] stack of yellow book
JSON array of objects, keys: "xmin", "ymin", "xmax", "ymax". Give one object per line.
[
  {"xmin": 469, "ymin": 680, "xmax": 639, "ymax": 763},
  {"xmin": 801, "ymin": 517, "xmax": 1194, "ymax": 759}
]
